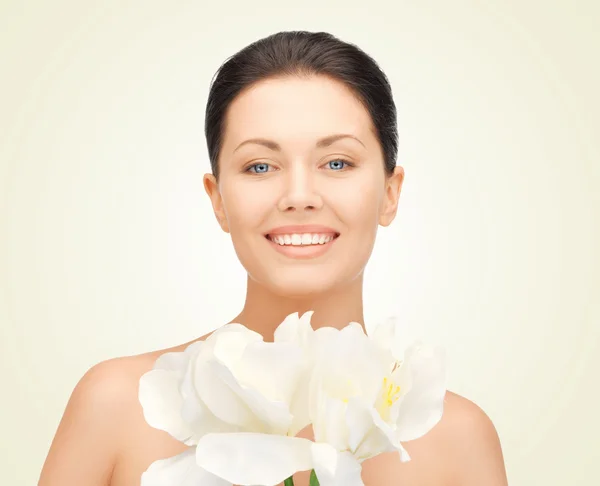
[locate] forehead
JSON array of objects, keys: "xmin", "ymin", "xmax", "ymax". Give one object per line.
[{"xmin": 221, "ymin": 75, "xmax": 376, "ymax": 151}]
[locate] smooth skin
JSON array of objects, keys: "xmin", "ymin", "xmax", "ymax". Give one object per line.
[{"xmin": 38, "ymin": 75, "xmax": 508, "ymax": 486}]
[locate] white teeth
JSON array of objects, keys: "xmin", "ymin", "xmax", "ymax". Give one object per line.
[{"xmin": 269, "ymin": 233, "xmax": 337, "ymax": 246}]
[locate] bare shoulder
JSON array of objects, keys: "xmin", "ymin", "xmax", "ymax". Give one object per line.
[
  {"xmin": 37, "ymin": 354, "xmax": 152, "ymax": 485},
  {"xmin": 38, "ymin": 336, "xmax": 209, "ymax": 486},
  {"xmin": 437, "ymin": 390, "xmax": 509, "ymax": 485},
  {"xmin": 357, "ymin": 390, "xmax": 508, "ymax": 486}
]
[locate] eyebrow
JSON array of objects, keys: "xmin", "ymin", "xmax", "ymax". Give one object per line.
[{"xmin": 233, "ymin": 133, "xmax": 366, "ymax": 153}]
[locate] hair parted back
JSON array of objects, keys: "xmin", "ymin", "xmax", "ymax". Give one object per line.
[{"xmin": 204, "ymin": 30, "xmax": 398, "ymax": 181}]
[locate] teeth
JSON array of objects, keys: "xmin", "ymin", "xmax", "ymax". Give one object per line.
[{"xmin": 269, "ymin": 233, "xmax": 337, "ymax": 246}]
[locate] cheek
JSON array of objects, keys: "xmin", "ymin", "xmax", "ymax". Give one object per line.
[
  {"xmin": 326, "ymin": 177, "xmax": 383, "ymax": 229},
  {"xmin": 221, "ymin": 182, "xmax": 275, "ymax": 235}
]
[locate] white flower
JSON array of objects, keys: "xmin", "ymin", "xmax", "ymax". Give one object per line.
[
  {"xmin": 304, "ymin": 317, "xmax": 447, "ymax": 486},
  {"xmin": 138, "ymin": 319, "xmax": 315, "ymax": 486},
  {"xmin": 138, "ymin": 312, "xmax": 447, "ymax": 486}
]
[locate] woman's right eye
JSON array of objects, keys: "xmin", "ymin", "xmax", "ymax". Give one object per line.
[{"xmin": 245, "ymin": 162, "xmax": 272, "ymax": 174}]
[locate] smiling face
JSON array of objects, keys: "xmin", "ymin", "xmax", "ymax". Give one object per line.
[{"xmin": 203, "ymin": 74, "xmax": 404, "ymax": 297}]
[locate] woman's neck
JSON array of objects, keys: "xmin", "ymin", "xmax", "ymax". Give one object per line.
[{"xmin": 228, "ymin": 275, "xmax": 365, "ymax": 342}]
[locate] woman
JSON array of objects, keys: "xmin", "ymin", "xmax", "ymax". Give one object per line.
[{"xmin": 38, "ymin": 31, "xmax": 508, "ymax": 485}]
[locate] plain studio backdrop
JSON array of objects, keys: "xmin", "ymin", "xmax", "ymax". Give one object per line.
[{"xmin": 1, "ymin": 1, "xmax": 598, "ymax": 485}]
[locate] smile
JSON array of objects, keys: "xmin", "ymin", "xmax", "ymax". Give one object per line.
[
  {"xmin": 266, "ymin": 232, "xmax": 339, "ymax": 246},
  {"xmin": 265, "ymin": 232, "xmax": 340, "ymax": 259}
]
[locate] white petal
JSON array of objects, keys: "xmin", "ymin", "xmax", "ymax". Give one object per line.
[
  {"xmin": 310, "ymin": 442, "xmax": 364, "ymax": 486},
  {"xmin": 396, "ymin": 442, "xmax": 411, "ymax": 462},
  {"xmin": 179, "ymin": 390, "xmax": 241, "ymax": 443},
  {"xmin": 139, "ymin": 369, "xmax": 194, "ymax": 443},
  {"xmin": 210, "ymin": 324, "xmax": 264, "ymax": 368},
  {"xmin": 235, "ymin": 340, "xmax": 305, "ymax": 403},
  {"xmin": 196, "ymin": 432, "xmax": 314, "ymax": 485},
  {"xmin": 226, "ymin": 377, "xmax": 292, "ymax": 434},
  {"xmin": 141, "ymin": 448, "xmax": 230, "ymax": 486},
  {"xmin": 394, "ymin": 343, "xmax": 447, "ymax": 441},
  {"xmin": 345, "ymin": 397, "xmax": 392, "ymax": 461},
  {"xmin": 368, "ymin": 403, "xmax": 410, "ymax": 460},
  {"xmin": 193, "ymin": 359, "xmax": 261, "ymax": 429},
  {"xmin": 152, "ymin": 339, "xmax": 205, "ymax": 374},
  {"xmin": 288, "ymin": 365, "xmax": 312, "ymax": 436},
  {"xmin": 154, "ymin": 350, "xmax": 189, "ymax": 373},
  {"xmin": 321, "ymin": 396, "xmax": 350, "ymax": 450},
  {"xmin": 177, "ymin": 358, "xmax": 240, "ymax": 445},
  {"xmin": 207, "ymin": 356, "xmax": 294, "ymax": 434},
  {"xmin": 344, "ymin": 397, "xmax": 406, "ymax": 463},
  {"xmin": 367, "ymin": 315, "xmax": 407, "ymax": 363},
  {"xmin": 272, "ymin": 311, "xmax": 317, "ymax": 436},
  {"xmin": 274, "ymin": 310, "xmax": 315, "ymax": 349},
  {"xmin": 311, "ymin": 325, "xmax": 388, "ymax": 406}
]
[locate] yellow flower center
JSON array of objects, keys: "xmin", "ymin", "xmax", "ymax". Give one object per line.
[{"xmin": 382, "ymin": 376, "xmax": 401, "ymax": 407}]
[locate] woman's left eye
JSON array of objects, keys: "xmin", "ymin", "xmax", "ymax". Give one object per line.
[
  {"xmin": 245, "ymin": 162, "xmax": 273, "ymax": 174},
  {"xmin": 325, "ymin": 158, "xmax": 353, "ymax": 171}
]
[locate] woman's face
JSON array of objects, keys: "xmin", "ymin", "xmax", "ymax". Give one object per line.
[{"xmin": 204, "ymin": 75, "xmax": 404, "ymax": 297}]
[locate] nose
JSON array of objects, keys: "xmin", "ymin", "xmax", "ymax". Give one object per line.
[{"xmin": 277, "ymin": 164, "xmax": 324, "ymax": 213}]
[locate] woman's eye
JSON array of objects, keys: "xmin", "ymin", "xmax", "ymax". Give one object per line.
[
  {"xmin": 245, "ymin": 162, "xmax": 272, "ymax": 174},
  {"xmin": 326, "ymin": 158, "xmax": 353, "ymax": 171}
]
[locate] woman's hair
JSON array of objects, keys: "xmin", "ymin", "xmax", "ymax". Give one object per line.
[{"xmin": 204, "ymin": 31, "xmax": 398, "ymax": 181}]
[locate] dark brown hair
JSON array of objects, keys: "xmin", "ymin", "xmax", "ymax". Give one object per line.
[{"xmin": 204, "ymin": 31, "xmax": 398, "ymax": 180}]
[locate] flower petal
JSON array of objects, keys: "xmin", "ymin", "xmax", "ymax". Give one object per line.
[
  {"xmin": 345, "ymin": 397, "xmax": 396, "ymax": 462},
  {"xmin": 196, "ymin": 432, "xmax": 314, "ymax": 485},
  {"xmin": 393, "ymin": 342, "xmax": 447, "ymax": 441},
  {"xmin": 141, "ymin": 448, "xmax": 230, "ymax": 486},
  {"xmin": 314, "ymin": 326, "xmax": 387, "ymax": 402},
  {"xmin": 274, "ymin": 310, "xmax": 315, "ymax": 349},
  {"xmin": 139, "ymin": 368, "xmax": 194, "ymax": 443},
  {"xmin": 321, "ymin": 396, "xmax": 350, "ymax": 450},
  {"xmin": 210, "ymin": 324, "xmax": 264, "ymax": 367},
  {"xmin": 179, "ymin": 358, "xmax": 239, "ymax": 445},
  {"xmin": 272, "ymin": 311, "xmax": 317, "ymax": 436},
  {"xmin": 235, "ymin": 340, "xmax": 305, "ymax": 404},
  {"xmin": 288, "ymin": 364, "xmax": 312, "ymax": 437},
  {"xmin": 367, "ymin": 315, "xmax": 408, "ymax": 364},
  {"xmin": 310, "ymin": 442, "xmax": 364, "ymax": 486},
  {"xmin": 193, "ymin": 359, "xmax": 262, "ymax": 429},
  {"xmin": 206, "ymin": 354, "xmax": 296, "ymax": 434},
  {"xmin": 368, "ymin": 402, "xmax": 411, "ymax": 462}
]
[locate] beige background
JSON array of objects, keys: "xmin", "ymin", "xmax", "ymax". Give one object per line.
[{"xmin": 1, "ymin": 1, "xmax": 598, "ymax": 485}]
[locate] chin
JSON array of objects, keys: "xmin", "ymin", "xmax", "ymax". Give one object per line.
[{"xmin": 263, "ymin": 265, "xmax": 364, "ymax": 300}]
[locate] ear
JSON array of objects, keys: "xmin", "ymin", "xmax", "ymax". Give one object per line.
[
  {"xmin": 203, "ymin": 173, "xmax": 230, "ymax": 233},
  {"xmin": 379, "ymin": 166, "xmax": 404, "ymax": 227}
]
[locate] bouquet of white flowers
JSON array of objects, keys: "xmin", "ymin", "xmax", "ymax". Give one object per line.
[{"xmin": 138, "ymin": 311, "xmax": 447, "ymax": 486}]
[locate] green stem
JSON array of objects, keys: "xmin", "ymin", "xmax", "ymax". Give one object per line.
[
  {"xmin": 309, "ymin": 469, "xmax": 320, "ymax": 486},
  {"xmin": 283, "ymin": 470, "xmax": 319, "ymax": 486}
]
